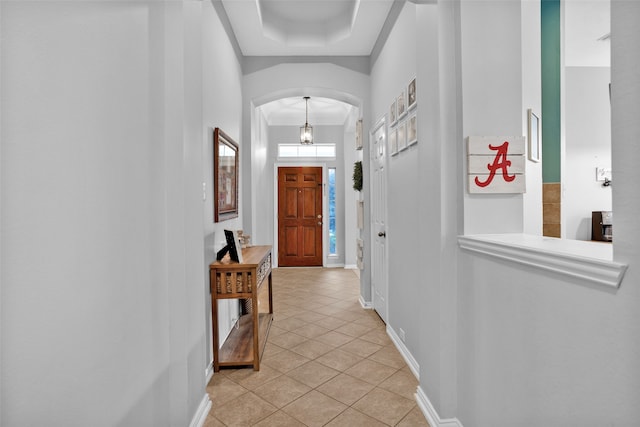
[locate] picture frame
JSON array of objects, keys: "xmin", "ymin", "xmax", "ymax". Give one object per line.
[
  {"xmin": 397, "ymin": 90, "xmax": 407, "ymax": 119},
  {"xmin": 355, "ymin": 118, "xmax": 363, "ymax": 150},
  {"xmin": 397, "ymin": 120, "xmax": 407, "ymax": 152},
  {"xmin": 408, "ymin": 77, "xmax": 417, "ymax": 110},
  {"xmin": 214, "ymin": 127, "xmax": 239, "ymax": 222},
  {"xmin": 408, "ymin": 113, "xmax": 417, "ymax": 146},
  {"xmin": 390, "ymin": 128, "xmax": 398, "ymax": 156},
  {"xmin": 527, "ymin": 109, "xmax": 540, "ymax": 162},
  {"xmin": 389, "ymin": 99, "xmax": 397, "ymax": 126}
]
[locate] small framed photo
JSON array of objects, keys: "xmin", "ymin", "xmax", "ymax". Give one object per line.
[
  {"xmin": 389, "ymin": 99, "xmax": 397, "ymax": 126},
  {"xmin": 355, "ymin": 119, "xmax": 363, "ymax": 150},
  {"xmin": 408, "ymin": 113, "xmax": 417, "ymax": 146},
  {"xmin": 527, "ymin": 109, "xmax": 540, "ymax": 162},
  {"xmin": 397, "ymin": 90, "xmax": 407, "ymax": 119},
  {"xmin": 397, "ymin": 121, "xmax": 407, "ymax": 152},
  {"xmin": 389, "ymin": 128, "xmax": 398, "ymax": 156},
  {"xmin": 408, "ymin": 77, "xmax": 417, "ymax": 110}
]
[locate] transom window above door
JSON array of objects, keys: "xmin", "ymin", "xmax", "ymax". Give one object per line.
[{"xmin": 277, "ymin": 143, "xmax": 336, "ymax": 159}]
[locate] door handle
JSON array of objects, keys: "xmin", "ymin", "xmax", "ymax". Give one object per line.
[
  {"xmin": 318, "ymin": 222, "xmax": 323, "ymax": 226},
  {"xmin": 378, "ymin": 231, "xmax": 386, "ymax": 237}
]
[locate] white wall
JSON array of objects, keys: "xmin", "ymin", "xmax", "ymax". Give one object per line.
[
  {"xmin": 1, "ymin": 1, "xmax": 242, "ymax": 424},
  {"xmin": 564, "ymin": 66, "xmax": 612, "ymax": 240},
  {"xmin": 370, "ymin": 0, "xmax": 422, "ymax": 365},
  {"xmin": 452, "ymin": 1, "xmax": 640, "ymax": 426},
  {"xmin": 201, "ymin": 0, "xmax": 245, "ymax": 369}
]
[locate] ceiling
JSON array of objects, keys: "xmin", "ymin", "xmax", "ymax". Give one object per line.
[
  {"xmin": 227, "ymin": 0, "xmax": 610, "ymax": 127},
  {"xmin": 259, "ymin": 96, "xmax": 355, "ymax": 126},
  {"xmin": 221, "ymin": 0, "xmax": 395, "ymax": 57}
]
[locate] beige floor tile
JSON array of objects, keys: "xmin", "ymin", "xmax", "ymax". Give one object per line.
[
  {"xmin": 352, "ymin": 387, "xmax": 415, "ymax": 426},
  {"xmin": 286, "ymin": 360, "xmax": 340, "ymax": 388},
  {"xmin": 272, "ymin": 316, "xmax": 307, "ymax": 332},
  {"xmin": 252, "ymin": 410, "xmax": 307, "ymax": 427},
  {"xmin": 324, "ymin": 407, "xmax": 387, "ymax": 427},
  {"xmin": 267, "ymin": 331, "xmax": 308, "ymax": 349},
  {"xmin": 316, "ymin": 373, "xmax": 375, "ymax": 406},
  {"xmin": 252, "ymin": 375, "xmax": 311, "ymax": 408},
  {"xmin": 207, "ymin": 267, "xmax": 424, "ymax": 426},
  {"xmin": 206, "ymin": 376, "xmax": 248, "ymax": 407},
  {"xmin": 203, "ymin": 413, "xmax": 226, "ymax": 427},
  {"xmin": 290, "ymin": 322, "xmax": 331, "ymax": 339},
  {"xmin": 397, "ymin": 406, "xmax": 431, "ymax": 427},
  {"xmin": 213, "ymin": 392, "xmax": 277, "ymax": 426},
  {"xmin": 333, "ymin": 322, "xmax": 372, "ymax": 337},
  {"xmin": 289, "ymin": 339, "xmax": 334, "ymax": 359},
  {"xmin": 314, "ymin": 316, "xmax": 348, "ymax": 330},
  {"xmin": 344, "ymin": 359, "xmax": 398, "ymax": 385},
  {"xmin": 368, "ymin": 344, "xmax": 408, "ymax": 369},
  {"xmin": 339, "ymin": 338, "xmax": 383, "ymax": 358},
  {"xmin": 282, "ymin": 390, "xmax": 348, "ymax": 427},
  {"xmin": 315, "ymin": 330, "xmax": 355, "ymax": 347},
  {"xmin": 262, "ymin": 349, "xmax": 310, "ymax": 373},
  {"xmin": 315, "ymin": 348, "xmax": 363, "ymax": 372},
  {"xmin": 227, "ymin": 364, "xmax": 283, "ymax": 389},
  {"xmin": 378, "ymin": 369, "xmax": 419, "ymax": 400},
  {"xmin": 360, "ymin": 328, "xmax": 392, "ymax": 345}
]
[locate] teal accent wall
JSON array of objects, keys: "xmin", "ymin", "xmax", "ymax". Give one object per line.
[{"xmin": 541, "ymin": 0, "xmax": 561, "ymax": 183}]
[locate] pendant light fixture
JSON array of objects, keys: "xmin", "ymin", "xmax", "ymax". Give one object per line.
[{"xmin": 300, "ymin": 96, "xmax": 313, "ymax": 145}]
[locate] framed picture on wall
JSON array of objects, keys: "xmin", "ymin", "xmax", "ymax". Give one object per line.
[
  {"xmin": 527, "ymin": 109, "xmax": 540, "ymax": 162},
  {"xmin": 390, "ymin": 127, "xmax": 398, "ymax": 156},
  {"xmin": 408, "ymin": 77, "xmax": 417, "ymax": 110},
  {"xmin": 408, "ymin": 113, "xmax": 417, "ymax": 146},
  {"xmin": 389, "ymin": 99, "xmax": 397, "ymax": 126},
  {"xmin": 397, "ymin": 120, "xmax": 407, "ymax": 152},
  {"xmin": 214, "ymin": 127, "xmax": 239, "ymax": 222},
  {"xmin": 397, "ymin": 90, "xmax": 407, "ymax": 119}
]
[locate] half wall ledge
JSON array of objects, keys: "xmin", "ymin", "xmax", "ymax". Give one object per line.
[{"xmin": 458, "ymin": 234, "xmax": 628, "ymax": 289}]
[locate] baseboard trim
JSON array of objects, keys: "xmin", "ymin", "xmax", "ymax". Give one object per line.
[
  {"xmin": 386, "ymin": 325, "xmax": 419, "ymax": 380},
  {"xmin": 205, "ymin": 361, "xmax": 214, "ymax": 385},
  {"xmin": 359, "ymin": 296, "xmax": 372, "ymax": 309},
  {"xmin": 189, "ymin": 394, "xmax": 212, "ymax": 427},
  {"xmin": 344, "ymin": 264, "xmax": 358, "ymax": 269},
  {"xmin": 415, "ymin": 386, "xmax": 463, "ymax": 427}
]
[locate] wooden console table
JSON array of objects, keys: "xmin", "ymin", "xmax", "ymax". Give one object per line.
[{"xmin": 209, "ymin": 245, "xmax": 273, "ymax": 371}]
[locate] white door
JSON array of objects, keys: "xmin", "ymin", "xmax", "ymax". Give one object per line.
[{"xmin": 370, "ymin": 118, "xmax": 388, "ymax": 323}]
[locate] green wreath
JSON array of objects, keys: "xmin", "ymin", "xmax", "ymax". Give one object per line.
[{"xmin": 353, "ymin": 161, "xmax": 363, "ymax": 191}]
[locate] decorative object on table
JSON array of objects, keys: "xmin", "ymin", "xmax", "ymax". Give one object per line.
[
  {"xmin": 352, "ymin": 161, "xmax": 363, "ymax": 191},
  {"xmin": 236, "ymin": 230, "xmax": 251, "ymax": 248},
  {"xmin": 214, "ymin": 128, "xmax": 239, "ymax": 222}
]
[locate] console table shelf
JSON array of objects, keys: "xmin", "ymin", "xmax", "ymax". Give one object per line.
[{"xmin": 209, "ymin": 245, "xmax": 273, "ymax": 372}]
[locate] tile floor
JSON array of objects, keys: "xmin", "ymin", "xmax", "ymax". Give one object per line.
[{"xmin": 204, "ymin": 267, "xmax": 430, "ymax": 427}]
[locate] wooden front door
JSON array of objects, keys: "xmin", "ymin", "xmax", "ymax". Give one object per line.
[{"xmin": 278, "ymin": 167, "xmax": 323, "ymax": 266}]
